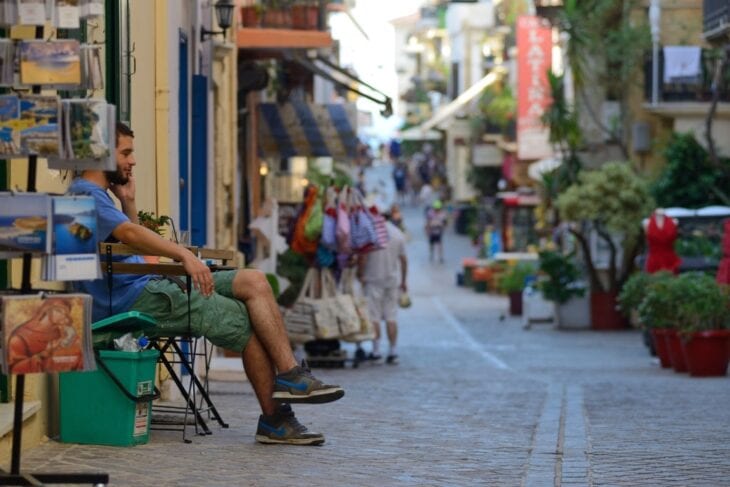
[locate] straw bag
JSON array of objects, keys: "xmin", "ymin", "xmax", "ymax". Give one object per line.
[
  {"xmin": 338, "ymin": 267, "xmax": 375, "ymax": 342},
  {"xmin": 323, "ymin": 269, "xmax": 361, "ymax": 337},
  {"xmin": 283, "ymin": 268, "xmax": 338, "ymax": 343}
]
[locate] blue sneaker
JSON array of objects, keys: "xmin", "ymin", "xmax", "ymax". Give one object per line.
[
  {"xmin": 272, "ymin": 361, "xmax": 345, "ymax": 404},
  {"xmin": 255, "ymin": 404, "xmax": 324, "ymax": 446}
]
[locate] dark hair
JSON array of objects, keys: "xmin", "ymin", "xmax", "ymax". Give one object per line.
[{"xmin": 116, "ymin": 121, "xmax": 134, "ymax": 142}]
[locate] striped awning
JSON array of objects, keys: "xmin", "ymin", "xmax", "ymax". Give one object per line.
[{"xmin": 258, "ymin": 102, "xmax": 358, "ymax": 159}]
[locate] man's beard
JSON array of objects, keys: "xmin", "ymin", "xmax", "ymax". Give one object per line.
[{"xmin": 104, "ymin": 167, "xmax": 128, "ymax": 185}]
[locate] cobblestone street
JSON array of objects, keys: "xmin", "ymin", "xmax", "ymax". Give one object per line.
[{"xmin": 17, "ymin": 206, "xmax": 730, "ymax": 486}]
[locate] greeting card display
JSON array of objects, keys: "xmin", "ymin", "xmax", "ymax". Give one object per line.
[
  {"xmin": 19, "ymin": 39, "xmax": 81, "ymax": 86},
  {"xmin": 0, "ymin": 293, "xmax": 95, "ymax": 374}
]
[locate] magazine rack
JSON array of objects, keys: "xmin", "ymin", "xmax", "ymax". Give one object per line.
[{"xmin": 0, "ymin": 25, "xmax": 109, "ymax": 486}]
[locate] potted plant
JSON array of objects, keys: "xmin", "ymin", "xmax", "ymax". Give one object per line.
[
  {"xmin": 291, "ymin": 0, "xmax": 318, "ymax": 29},
  {"xmin": 137, "ymin": 211, "xmax": 171, "ymax": 264},
  {"xmin": 618, "ymin": 271, "xmax": 672, "ymax": 360},
  {"xmin": 556, "ymin": 162, "xmax": 654, "ymax": 330},
  {"xmin": 537, "ymin": 250, "xmax": 589, "ymax": 329},
  {"xmin": 137, "ymin": 210, "xmax": 170, "ymax": 236},
  {"xmin": 241, "ymin": 1, "xmax": 263, "ymax": 27},
  {"xmin": 635, "ymin": 272, "xmax": 683, "ymax": 369},
  {"xmin": 674, "ymin": 273, "xmax": 730, "ymax": 377},
  {"xmin": 498, "ymin": 261, "xmax": 537, "ymax": 316}
]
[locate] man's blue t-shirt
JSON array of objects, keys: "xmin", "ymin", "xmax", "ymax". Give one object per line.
[{"xmin": 67, "ymin": 178, "xmax": 151, "ymax": 322}]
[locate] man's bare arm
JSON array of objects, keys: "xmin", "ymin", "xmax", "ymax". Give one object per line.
[{"xmin": 112, "ymin": 222, "xmax": 214, "ymax": 296}]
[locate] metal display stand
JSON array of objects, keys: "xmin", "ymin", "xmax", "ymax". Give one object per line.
[{"xmin": 0, "ymin": 25, "xmax": 109, "ymax": 487}]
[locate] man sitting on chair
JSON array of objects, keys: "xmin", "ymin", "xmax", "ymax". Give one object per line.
[{"xmin": 69, "ymin": 122, "xmax": 344, "ymax": 446}]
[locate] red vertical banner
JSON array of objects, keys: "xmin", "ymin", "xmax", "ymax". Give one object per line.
[{"xmin": 517, "ymin": 15, "xmax": 553, "ymax": 161}]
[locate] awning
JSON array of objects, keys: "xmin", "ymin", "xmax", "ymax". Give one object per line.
[
  {"xmin": 397, "ymin": 127, "xmax": 442, "ymax": 140},
  {"xmin": 285, "ymin": 51, "xmax": 392, "ymax": 116},
  {"xmin": 411, "ymin": 68, "xmax": 505, "ymax": 135},
  {"xmin": 258, "ymin": 101, "xmax": 358, "ymax": 159}
]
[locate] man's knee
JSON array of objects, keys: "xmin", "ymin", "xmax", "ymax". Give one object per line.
[{"xmin": 233, "ymin": 268, "xmax": 273, "ymax": 299}]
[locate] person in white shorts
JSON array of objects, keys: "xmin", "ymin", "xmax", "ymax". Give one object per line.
[{"xmin": 357, "ymin": 217, "xmax": 408, "ymax": 364}]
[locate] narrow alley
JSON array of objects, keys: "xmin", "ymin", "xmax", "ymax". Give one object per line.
[{"xmin": 20, "ymin": 205, "xmax": 730, "ymax": 486}]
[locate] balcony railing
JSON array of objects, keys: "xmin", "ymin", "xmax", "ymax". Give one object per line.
[
  {"xmin": 239, "ymin": 2, "xmax": 325, "ymax": 31},
  {"xmin": 643, "ymin": 48, "xmax": 730, "ymax": 103},
  {"xmin": 704, "ymin": 0, "xmax": 730, "ymax": 38}
]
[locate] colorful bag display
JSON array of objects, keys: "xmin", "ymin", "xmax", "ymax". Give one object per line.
[
  {"xmin": 336, "ymin": 187, "xmax": 351, "ymax": 254},
  {"xmin": 349, "ymin": 189, "xmax": 379, "ymax": 253},
  {"xmin": 290, "ymin": 185, "xmax": 319, "ymax": 257},
  {"xmin": 320, "ymin": 186, "xmax": 337, "ymax": 249},
  {"xmin": 303, "ymin": 190, "xmax": 323, "ymax": 241},
  {"xmin": 368, "ymin": 205, "xmax": 389, "ymax": 249}
]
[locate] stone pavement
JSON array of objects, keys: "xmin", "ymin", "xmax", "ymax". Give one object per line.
[{"xmin": 15, "ymin": 205, "xmax": 730, "ymax": 486}]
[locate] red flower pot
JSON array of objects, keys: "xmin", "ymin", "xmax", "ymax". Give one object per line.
[
  {"xmin": 240, "ymin": 6, "xmax": 260, "ymax": 27},
  {"xmin": 681, "ymin": 330, "xmax": 730, "ymax": 377},
  {"xmin": 650, "ymin": 328, "xmax": 672, "ymax": 368},
  {"xmin": 590, "ymin": 291, "xmax": 629, "ymax": 330},
  {"xmin": 664, "ymin": 329, "xmax": 688, "ymax": 373}
]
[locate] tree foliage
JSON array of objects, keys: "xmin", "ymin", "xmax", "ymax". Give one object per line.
[
  {"xmin": 557, "ymin": 162, "xmax": 654, "ymax": 292},
  {"xmin": 651, "ymin": 132, "xmax": 730, "ymax": 208}
]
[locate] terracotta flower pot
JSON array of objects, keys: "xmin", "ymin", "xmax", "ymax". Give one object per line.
[
  {"xmin": 650, "ymin": 328, "xmax": 672, "ymax": 368},
  {"xmin": 664, "ymin": 329, "xmax": 688, "ymax": 373},
  {"xmin": 590, "ymin": 291, "xmax": 629, "ymax": 330},
  {"xmin": 681, "ymin": 330, "xmax": 730, "ymax": 377},
  {"xmin": 240, "ymin": 6, "xmax": 260, "ymax": 27}
]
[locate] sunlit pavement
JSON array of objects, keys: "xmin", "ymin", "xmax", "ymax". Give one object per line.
[{"xmin": 18, "ymin": 203, "xmax": 730, "ymax": 486}]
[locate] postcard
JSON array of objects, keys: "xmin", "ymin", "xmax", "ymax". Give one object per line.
[
  {"xmin": 0, "ymin": 94, "xmax": 20, "ymax": 156},
  {"xmin": 18, "ymin": 0, "xmax": 46, "ymax": 26},
  {"xmin": 18, "ymin": 94, "xmax": 60, "ymax": 156},
  {"xmin": 0, "ymin": 192, "xmax": 50, "ymax": 256},
  {"xmin": 55, "ymin": 0, "xmax": 80, "ymax": 29},
  {"xmin": 43, "ymin": 195, "xmax": 100, "ymax": 281},
  {"xmin": 19, "ymin": 39, "xmax": 81, "ymax": 86},
  {"xmin": 1, "ymin": 294, "xmax": 94, "ymax": 374}
]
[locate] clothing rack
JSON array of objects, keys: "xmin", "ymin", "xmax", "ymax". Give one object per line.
[{"xmin": 0, "ymin": 25, "xmax": 109, "ymax": 487}]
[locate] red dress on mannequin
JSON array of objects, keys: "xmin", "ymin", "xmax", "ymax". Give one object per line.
[
  {"xmin": 645, "ymin": 212, "xmax": 681, "ymax": 274},
  {"xmin": 715, "ymin": 219, "xmax": 730, "ymax": 284}
]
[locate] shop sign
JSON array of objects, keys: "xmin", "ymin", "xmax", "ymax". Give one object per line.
[{"xmin": 516, "ymin": 15, "xmax": 553, "ymax": 161}]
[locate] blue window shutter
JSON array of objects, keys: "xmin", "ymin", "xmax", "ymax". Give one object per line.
[{"xmin": 191, "ymin": 75, "xmax": 208, "ymax": 247}]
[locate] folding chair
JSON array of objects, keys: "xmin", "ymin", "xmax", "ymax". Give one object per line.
[{"xmin": 100, "ymin": 243, "xmax": 231, "ymax": 442}]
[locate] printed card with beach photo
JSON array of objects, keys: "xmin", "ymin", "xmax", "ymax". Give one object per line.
[
  {"xmin": 0, "ymin": 293, "xmax": 95, "ymax": 375},
  {"xmin": 0, "ymin": 94, "xmax": 20, "ymax": 156},
  {"xmin": 18, "ymin": 94, "xmax": 60, "ymax": 157},
  {"xmin": 0, "ymin": 192, "xmax": 51, "ymax": 257},
  {"xmin": 42, "ymin": 195, "xmax": 100, "ymax": 281},
  {"xmin": 19, "ymin": 39, "xmax": 81, "ymax": 87}
]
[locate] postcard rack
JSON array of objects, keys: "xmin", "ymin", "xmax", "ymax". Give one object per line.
[{"xmin": 0, "ymin": 24, "xmax": 109, "ymax": 486}]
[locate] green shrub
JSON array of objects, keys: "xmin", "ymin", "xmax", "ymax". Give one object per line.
[
  {"xmin": 537, "ymin": 251, "xmax": 585, "ymax": 304},
  {"xmin": 499, "ymin": 261, "xmax": 537, "ymax": 293}
]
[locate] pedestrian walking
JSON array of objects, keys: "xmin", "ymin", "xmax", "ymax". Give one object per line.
[
  {"xmin": 357, "ymin": 220, "xmax": 408, "ymax": 364},
  {"xmin": 425, "ymin": 199, "xmax": 447, "ymax": 263},
  {"xmin": 68, "ymin": 122, "xmax": 344, "ymax": 446}
]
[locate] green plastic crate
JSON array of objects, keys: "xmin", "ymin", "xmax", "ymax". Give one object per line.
[{"xmin": 59, "ymin": 348, "xmax": 159, "ymax": 446}]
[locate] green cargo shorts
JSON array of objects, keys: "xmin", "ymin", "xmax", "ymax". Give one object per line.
[{"xmin": 129, "ymin": 270, "xmax": 252, "ymax": 352}]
